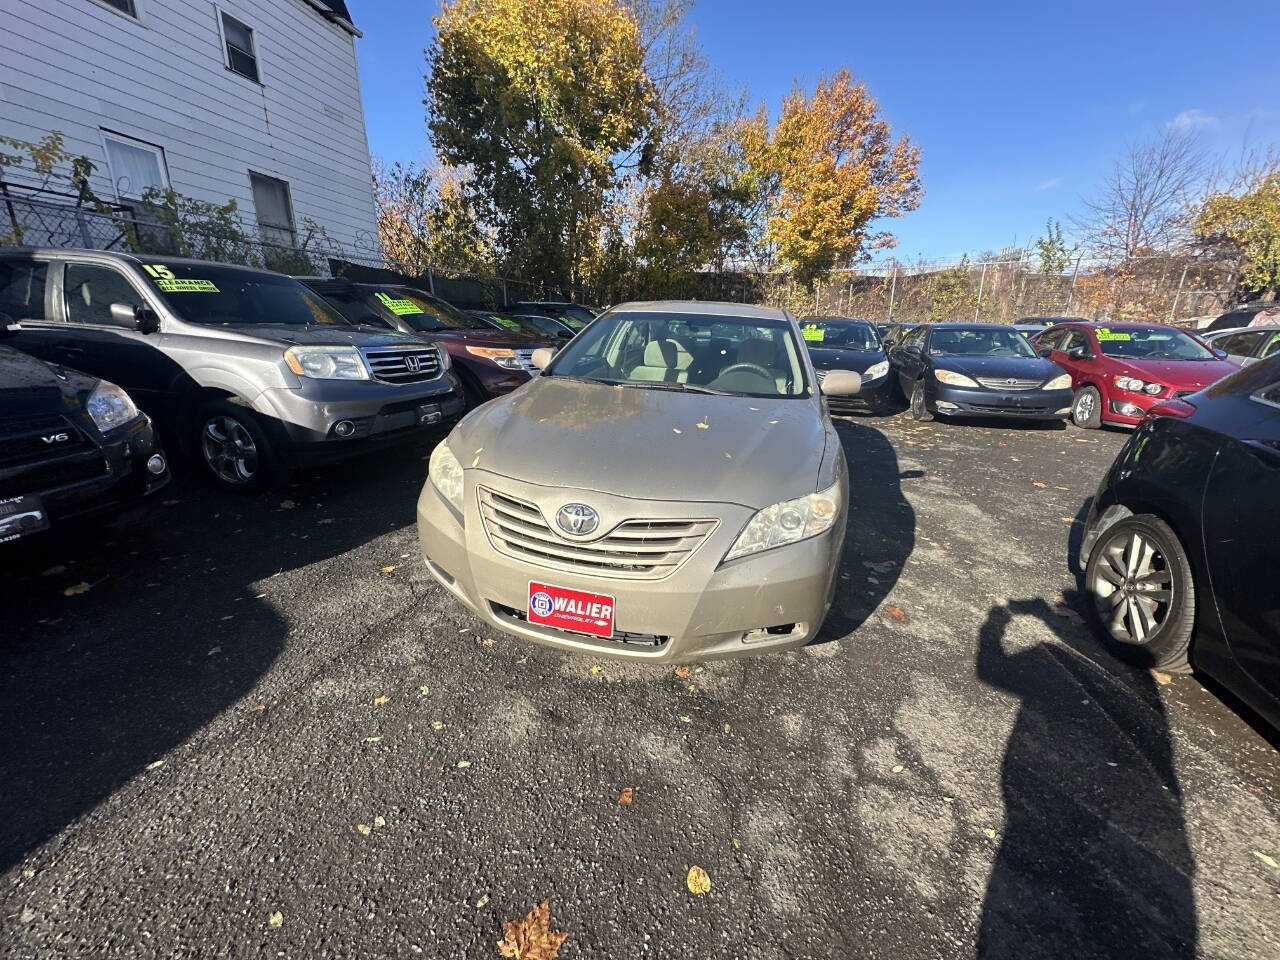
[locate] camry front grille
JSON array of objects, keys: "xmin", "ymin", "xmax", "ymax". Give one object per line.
[
  {"xmin": 477, "ymin": 486, "xmax": 716, "ymax": 580},
  {"xmin": 360, "ymin": 346, "xmax": 442, "ymax": 384},
  {"xmin": 976, "ymin": 377, "xmax": 1043, "ymax": 391}
]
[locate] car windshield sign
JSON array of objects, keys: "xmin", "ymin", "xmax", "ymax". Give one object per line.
[
  {"xmin": 361, "ymin": 287, "xmax": 476, "ymax": 332},
  {"xmin": 1096, "ymin": 327, "xmax": 1214, "ymax": 360},
  {"xmin": 930, "ymin": 328, "xmax": 1036, "ymax": 358},
  {"xmin": 141, "ymin": 262, "xmax": 348, "ymax": 326},
  {"xmin": 799, "ymin": 320, "xmax": 879, "ymax": 350},
  {"xmin": 545, "ymin": 311, "xmax": 810, "ymax": 398}
]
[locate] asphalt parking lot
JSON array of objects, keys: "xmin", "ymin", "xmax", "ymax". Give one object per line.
[{"xmin": 2, "ymin": 413, "xmax": 1278, "ymax": 959}]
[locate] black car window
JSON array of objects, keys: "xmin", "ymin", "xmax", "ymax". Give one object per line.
[
  {"xmin": 64, "ymin": 263, "xmax": 145, "ymax": 326},
  {"xmin": 312, "ymin": 285, "xmax": 394, "ymax": 329},
  {"xmin": 930, "ymin": 327, "xmax": 1036, "ymax": 357},
  {"xmin": 0, "ymin": 260, "xmax": 48, "ymax": 321},
  {"xmin": 798, "ymin": 320, "xmax": 880, "ymax": 349},
  {"xmin": 899, "ymin": 325, "xmax": 926, "ymax": 350},
  {"xmin": 1059, "ymin": 330, "xmax": 1087, "ymax": 353},
  {"xmin": 1035, "ymin": 329, "xmax": 1063, "ymax": 351},
  {"xmin": 139, "ymin": 261, "xmax": 347, "ymax": 326},
  {"xmin": 1219, "ymin": 330, "xmax": 1265, "ymax": 356}
]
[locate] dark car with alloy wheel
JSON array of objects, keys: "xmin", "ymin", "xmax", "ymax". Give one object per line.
[
  {"xmin": 798, "ymin": 316, "xmax": 891, "ymax": 413},
  {"xmin": 1080, "ymin": 354, "xmax": 1280, "ymax": 730},
  {"xmin": 300, "ymin": 278, "xmax": 552, "ymax": 408},
  {"xmin": 0, "ymin": 250, "xmax": 463, "ymax": 491},
  {"xmin": 888, "ymin": 322, "xmax": 1074, "ymax": 422},
  {"xmin": 0, "ymin": 331, "xmax": 168, "ymax": 544}
]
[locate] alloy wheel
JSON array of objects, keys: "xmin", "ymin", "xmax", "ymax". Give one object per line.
[
  {"xmin": 201, "ymin": 415, "xmax": 259, "ymax": 486},
  {"xmin": 1089, "ymin": 527, "xmax": 1175, "ymax": 645},
  {"xmin": 1074, "ymin": 391, "xmax": 1095, "ymax": 422}
]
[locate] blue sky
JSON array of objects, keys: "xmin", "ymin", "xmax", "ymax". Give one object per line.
[{"xmin": 351, "ymin": 0, "xmax": 1280, "ymax": 262}]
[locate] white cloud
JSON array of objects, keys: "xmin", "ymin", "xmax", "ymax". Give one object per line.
[
  {"xmin": 1167, "ymin": 108, "xmax": 1218, "ymax": 131},
  {"xmin": 1035, "ymin": 176, "xmax": 1063, "ymax": 192}
]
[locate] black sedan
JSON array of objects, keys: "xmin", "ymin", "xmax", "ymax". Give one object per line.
[
  {"xmin": 0, "ymin": 338, "xmax": 169, "ymax": 544},
  {"xmin": 798, "ymin": 316, "xmax": 891, "ymax": 413},
  {"xmin": 888, "ymin": 323, "xmax": 1074, "ymax": 421},
  {"xmin": 1079, "ymin": 354, "xmax": 1280, "ymax": 730}
]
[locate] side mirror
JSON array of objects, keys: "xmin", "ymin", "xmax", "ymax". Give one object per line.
[
  {"xmin": 1037, "ymin": 348, "xmax": 1052, "ymax": 358},
  {"xmin": 0, "ymin": 311, "xmax": 16, "ymax": 336},
  {"xmin": 820, "ymin": 369, "xmax": 862, "ymax": 397},
  {"xmin": 530, "ymin": 346, "xmax": 555, "ymax": 370},
  {"xmin": 109, "ymin": 302, "xmax": 159, "ymax": 333},
  {"xmin": 1212, "ymin": 348, "xmax": 1229, "ymax": 360},
  {"xmin": 1067, "ymin": 345, "xmax": 1090, "ymax": 360},
  {"xmin": 882, "ymin": 337, "xmax": 895, "ymax": 348}
]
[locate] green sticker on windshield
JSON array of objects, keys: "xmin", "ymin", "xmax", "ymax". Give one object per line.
[
  {"xmin": 376, "ymin": 292, "xmax": 424, "ymax": 316},
  {"xmin": 801, "ymin": 324, "xmax": 825, "ymax": 343},
  {"xmin": 1096, "ymin": 327, "xmax": 1131, "ymax": 341},
  {"xmin": 489, "ymin": 314, "xmax": 520, "ymax": 330},
  {"xmin": 155, "ymin": 278, "xmax": 218, "ymax": 293}
]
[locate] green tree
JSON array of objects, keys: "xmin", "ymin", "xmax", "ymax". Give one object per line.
[
  {"xmin": 1195, "ymin": 169, "xmax": 1280, "ymax": 297},
  {"xmin": 929, "ymin": 259, "xmax": 976, "ymax": 321},
  {"xmin": 1035, "ymin": 218, "xmax": 1075, "ymax": 274}
]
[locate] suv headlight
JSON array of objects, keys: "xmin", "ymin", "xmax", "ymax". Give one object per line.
[
  {"xmin": 864, "ymin": 360, "xmax": 890, "ymax": 380},
  {"xmin": 465, "ymin": 346, "xmax": 522, "ymax": 370},
  {"xmin": 86, "ymin": 380, "xmax": 140, "ymax": 432},
  {"xmin": 724, "ymin": 481, "xmax": 841, "ymax": 562},
  {"xmin": 934, "ymin": 369, "xmax": 979, "ymax": 388},
  {"xmin": 436, "ymin": 345, "xmax": 452, "ymax": 371},
  {"xmin": 1042, "ymin": 373, "xmax": 1071, "ymax": 390},
  {"xmin": 284, "ymin": 346, "xmax": 369, "ymax": 380},
  {"xmin": 428, "ymin": 441, "xmax": 465, "ymax": 514}
]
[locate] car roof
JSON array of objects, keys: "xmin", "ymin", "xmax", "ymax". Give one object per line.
[
  {"xmin": 930, "ymin": 323, "xmax": 1021, "ymax": 331},
  {"xmin": 0, "ymin": 246, "xmax": 289, "ymax": 277},
  {"xmin": 800, "ymin": 315, "xmax": 875, "ymax": 325},
  {"xmin": 1210, "ymin": 324, "xmax": 1280, "ymax": 334},
  {"xmin": 609, "ymin": 300, "xmax": 790, "ymax": 320}
]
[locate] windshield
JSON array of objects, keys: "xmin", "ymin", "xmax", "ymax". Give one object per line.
[
  {"xmin": 546, "ymin": 311, "xmax": 809, "ymax": 397},
  {"xmin": 356, "ymin": 286, "xmax": 482, "ymax": 332},
  {"xmin": 140, "ymin": 261, "xmax": 348, "ymax": 326},
  {"xmin": 930, "ymin": 327, "xmax": 1037, "ymax": 358},
  {"xmin": 557, "ymin": 305, "xmax": 596, "ymax": 326},
  {"xmin": 477, "ymin": 312, "xmax": 554, "ymax": 338},
  {"xmin": 799, "ymin": 319, "xmax": 880, "ymax": 350},
  {"xmin": 1095, "ymin": 326, "xmax": 1215, "ymax": 360}
]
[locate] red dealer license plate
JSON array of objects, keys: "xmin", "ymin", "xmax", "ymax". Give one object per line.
[{"xmin": 527, "ymin": 581, "xmax": 615, "ymax": 638}]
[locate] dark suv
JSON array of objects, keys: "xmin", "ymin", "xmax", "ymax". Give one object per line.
[
  {"xmin": 0, "ymin": 250, "xmax": 464, "ymax": 490},
  {"xmin": 0, "ymin": 329, "xmax": 168, "ymax": 544}
]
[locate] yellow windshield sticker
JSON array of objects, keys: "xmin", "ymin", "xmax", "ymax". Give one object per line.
[
  {"xmin": 376, "ymin": 292, "xmax": 425, "ymax": 316},
  {"xmin": 1096, "ymin": 327, "xmax": 1131, "ymax": 341},
  {"xmin": 489, "ymin": 314, "xmax": 520, "ymax": 330},
  {"xmin": 801, "ymin": 324, "xmax": 825, "ymax": 343},
  {"xmin": 155, "ymin": 278, "xmax": 218, "ymax": 293},
  {"xmin": 142, "ymin": 263, "xmax": 175, "ymax": 281}
]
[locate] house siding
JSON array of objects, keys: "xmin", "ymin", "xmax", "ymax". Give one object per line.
[{"xmin": 0, "ymin": 0, "xmax": 379, "ymax": 257}]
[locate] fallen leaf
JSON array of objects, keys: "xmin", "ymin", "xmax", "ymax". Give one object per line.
[
  {"xmin": 357, "ymin": 823, "xmax": 372, "ymax": 836},
  {"xmin": 380, "ymin": 565, "xmax": 396, "ymax": 574},
  {"xmin": 456, "ymin": 759, "xmax": 471, "ymax": 768},
  {"xmin": 516, "ymin": 657, "xmax": 527, "ymax": 665},
  {"xmin": 247, "ymin": 703, "xmax": 266, "ymax": 714},
  {"xmin": 41, "ymin": 565, "xmax": 66, "ymax": 577},
  {"xmin": 62, "ymin": 582, "xmax": 91, "ymax": 597},
  {"xmin": 883, "ymin": 604, "xmax": 907, "ymax": 623},
  {"xmin": 431, "ymin": 721, "xmax": 444, "ymax": 731},
  {"xmin": 1254, "ymin": 850, "xmax": 1278, "ymax": 871},
  {"xmin": 723, "ymin": 452, "xmax": 732, "ymax": 459},
  {"xmin": 891, "ymin": 764, "xmax": 904, "ymax": 774},
  {"xmin": 373, "ymin": 694, "xmax": 390, "ymax": 707},
  {"xmin": 363, "ymin": 736, "xmax": 383, "ymax": 744},
  {"xmin": 482, "ymin": 637, "xmax": 495, "ymax": 647},
  {"xmin": 1151, "ymin": 670, "xmax": 1173, "ymax": 686},
  {"xmin": 589, "ymin": 664, "xmax": 602, "ymax": 675},
  {"xmin": 279, "ymin": 500, "xmax": 296, "ymax": 510},
  {"xmin": 696, "ymin": 420, "xmax": 709, "ymax": 430},
  {"xmin": 686, "ymin": 865, "xmax": 712, "ymax": 895},
  {"xmin": 268, "ymin": 911, "xmax": 283, "ymax": 929},
  {"xmin": 687, "ymin": 684, "xmax": 695, "ymax": 692},
  {"xmin": 146, "ymin": 760, "xmax": 164, "ymax": 771},
  {"xmin": 678, "ymin": 715, "xmax": 692, "ymax": 723},
  {"xmin": 672, "ymin": 427, "xmax": 682, "ymax": 434},
  {"xmin": 674, "ymin": 665, "xmax": 691, "ymax": 679},
  {"xmin": 374, "ymin": 815, "xmax": 386, "ymax": 828},
  {"xmin": 419, "ymin": 685, "xmax": 430, "ymax": 696},
  {"xmin": 1032, "ymin": 481, "xmax": 1047, "ymax": 489},
  {"xmin": 732, "ymin": 838, "xmax": 741, "ymax": 849},
  {"xmin": 207, "ymin": 646, "xmax": 221, "ymax": 656},
  {"xmin": 497, "ymin": 899, "xmax": 568, "ymax": 960},
  {"xmin": 619, "ymin": 787, "xmax": 634, "ymax": 806},
  {"xmin": 723, "ymin": 723, "xmax": 730, "ymax": 733},
  {"xmin": 476, "ymin": 894, "xmax": 490, "ymax": 909},
  {"xmin": 317, "ymin": 518, "xmax": 334, "ymax": 525},
  {"xmin": 984, "ymin": 828, "xmax": 997, "ymax": 839}
]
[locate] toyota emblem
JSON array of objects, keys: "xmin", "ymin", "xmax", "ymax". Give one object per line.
[{"xmin": 556, "ymin": 503, "xmax": 599, "ymax": 536}]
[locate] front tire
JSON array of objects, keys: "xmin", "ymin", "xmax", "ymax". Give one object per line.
[
  {"xmin": 197, "ymin": 401, "xmax": 278, "ymax": 492},
  {"xmin": 909, "ymin": 378, "xmax": 933, "ymax": 421},
  {"xmin": 1084, "ymin": 514, "xmax": 1194, "ymax": 672},
  {"xmin": 1072, "ymin": 386, "xmax": 1102, "ymax": 429}
]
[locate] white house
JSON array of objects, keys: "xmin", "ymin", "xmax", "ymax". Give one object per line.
[{"xmin": 0, "ymin": 0, "xmax": 379, "ymax": 259}]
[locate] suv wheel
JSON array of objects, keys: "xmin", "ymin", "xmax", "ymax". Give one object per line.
[
  {"xmin": 1072, "ymin": 386, "xmax": 1102, "ymax": 429},
  {"xmin": 1084, "ymin": 514, "xmax": 1194, "ymax": 672},
  {"xmin": 198, "ymin": 401, "xmax": 275, "ymax": 491}
]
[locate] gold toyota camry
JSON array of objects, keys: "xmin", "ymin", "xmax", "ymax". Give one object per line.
[{"xmin": 416, "ymin": 301, "xmax": 863, "ymax": 660}]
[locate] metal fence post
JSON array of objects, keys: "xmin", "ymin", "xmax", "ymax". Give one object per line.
[
  {"xmin": 887, "ymin": 267, "xmax": 897, "ymax": 322},
  {"xmin": 1168, "ymin": 262, "xmax": 1189, "ymax": 322},
  {"xmin": 1066, "ymin": 254, "xmax": 1081, "ymax": 311},
  {"xmin": 973, "ymin": 261, "xmax": 988, "ymax": 321},
  {"xmin": 426, "ymin": 265, "xmax": 435, "ymax": 295}
]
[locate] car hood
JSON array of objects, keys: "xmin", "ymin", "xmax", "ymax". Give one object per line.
[
  {"xmin": 450, "ymin": 377, "xmax": 829, "ymax": 508},
  {"xmin": 808, "ymin": 347, "xmax": 886, "ymax": 373},
  {"xmin": 0, "ymin": 344, "xmax": 97, "ymax": 416},
  {"xmin": 933, "ymin": 355, "xmax": 1063, "ymax": 380},
  {"xmin": 189, "ymin": 324, "xmax": 432, "ymax": 348},
  {"xmin": 1108, "ymin": 357, "xmax": 1240, "ymax": 388},
  {"xmin": 431, "ymin": 328, "xmax": 548, "ymax": 347}
]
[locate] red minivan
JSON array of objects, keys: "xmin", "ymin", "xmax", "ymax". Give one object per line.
[{"xmin": 1031, "ymin": 322, "xmax": 1239, "ymax": 428}]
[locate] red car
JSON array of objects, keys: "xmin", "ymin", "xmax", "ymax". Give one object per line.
[{"xmin": 1031, "ymin": 322, "xmax": 1239, "ymax": 428}]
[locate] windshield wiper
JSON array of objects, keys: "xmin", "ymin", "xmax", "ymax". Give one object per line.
[{"xmin": 599, "ymin": 380, "xmax": 733, "ymax": 396}]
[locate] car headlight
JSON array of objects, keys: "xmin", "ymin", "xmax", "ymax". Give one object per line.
[
  {"xmin": 724, "ymin": 481, "xmax": 841, "ymax": 562},
  {"xmin": 1113, "ymin": 375, "xmax": 1162, "ymax": 395},
  {"xmin": 284, "ymin": 346, "xmax": 369, "ymax": 380},
  {"xmin": 436, "ymin": 345, "xmax": 452, "ymax": 371},
  {"xmin": 864, "ymin": 360, "xmax": 890, "ymax": 380},
  {"xmin": 465, "ymin": 346, "xmax": 522, "ymax": 370},
  {"xmin": 1042, "ymin": 373, "xmax": 1071, "ymax": 390},
  {"xmin": 86, "ymin": 380, "xmax": 140, "ymax": 432},
  {"xmin": 934, "ymin": 369, "xmax": 979, "ymax": 388},
  {"xmin": 428, "ymin": 441, "xmax": 465, "ymax": 515}
]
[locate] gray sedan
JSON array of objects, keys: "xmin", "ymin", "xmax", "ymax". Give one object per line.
[{"xmin": 416, "ymin": 301, "xmax": 863, "ymax": 661}]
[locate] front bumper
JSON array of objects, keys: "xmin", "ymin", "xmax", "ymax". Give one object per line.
[
  {"xmin": 825, "ymin": 372, "xmax": 891, "ymax": 414},
  {"xmin": 932, "ymin": 384, "xmax": 1074, "ymax": 419},
  {"xmin": 415, "ymin": 471, "xmax": 847, "ymax": 661},
  {"xmin": 1103, "ymin": 392, "xmax": 1160, "ymax": 426}
]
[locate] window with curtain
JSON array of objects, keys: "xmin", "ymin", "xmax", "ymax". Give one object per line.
[
  {"xmin": 249, "ymin": 173, "xmax": 297, "ymax": 247},
  {"xmin": 101, "ymin": 132, "xmax": 169, "ymax": 200}
]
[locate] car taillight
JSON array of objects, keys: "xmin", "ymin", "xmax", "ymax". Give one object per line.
[{"xmin": 1144, "ymin": 398, "xmax": 1196, "ymax": 420}]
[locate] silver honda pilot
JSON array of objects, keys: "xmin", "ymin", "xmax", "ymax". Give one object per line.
[{"xmin": 0, "ymin": 249, "xmax": 464, "ymax": 489}]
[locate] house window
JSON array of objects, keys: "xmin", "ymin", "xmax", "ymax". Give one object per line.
[
  {"xmin": 249, "ymin": 173, "xmax": 296, "ymax": 247},
  {"xmin": 95, "ymin": 0, "xmax": 138, "ymax": 17},
  {"xmin": 101, "ymin": 131, "xmax": 170, "ymax": 201},
  {"xmin": 220, "ymin": 11, "xmax": 260, "ymax": 83}
]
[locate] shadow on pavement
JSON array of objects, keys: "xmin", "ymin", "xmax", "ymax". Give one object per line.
[
  {"xmin": 813, "ymin": 419, "xmax": 916, "ymax": 644},
  {"xmin": 0, "ymin": 441, "xmax": 432, "ymax": 873},
  {"xmin": 975, "ymin": 596, "xmax": 1197, "ymax": 959}
]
